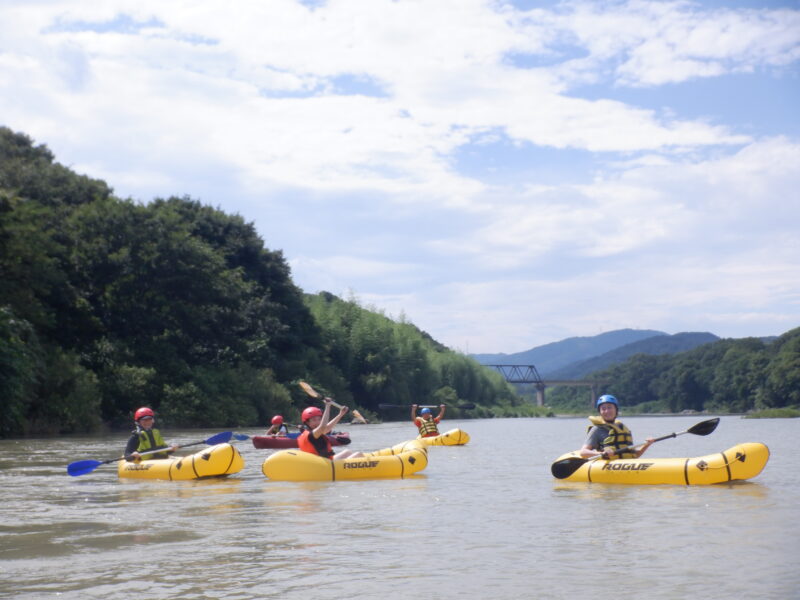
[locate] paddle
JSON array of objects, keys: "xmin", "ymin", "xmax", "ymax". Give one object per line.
[
  {"xmin": 298, "ymin": 380, "xmax": 345, "ymax": 409},
  {"xmin": 299, "ymin": 382, "xmax": 366, "ymax": 431},
  {"xmin": 66, "ymin": 431, "xmax": 234, "ymax": 477},
  {"xmin": 550, "ymin": 418, "xmax": 721, "ymax": 480},
  {"xmin": 378, "ymin": 403, "xmax": 476, "ymax": 410},
  {"xmin": 236, "ymin": 432, "xmax": 304, "ymax": 440}
]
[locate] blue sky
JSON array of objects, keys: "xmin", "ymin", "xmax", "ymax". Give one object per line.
[{"xmin": 1, "ymin": 0, "xmax": 798, "ymax": 353}]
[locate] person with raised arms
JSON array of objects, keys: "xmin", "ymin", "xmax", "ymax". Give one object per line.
[
  {"xmin": 124, "ymin": 407, "xmax": 178, "ymax": 461},
  {"xmin": 297, "ymin": 399, "xmax": 363, "ymax": 460},
  {"xmin": 580, "ymin": 395, "xmax": 654, "ymax": 459},
  {"xmin": 411, "ymin": 404, "xmax": 446, "ymax": 438}
]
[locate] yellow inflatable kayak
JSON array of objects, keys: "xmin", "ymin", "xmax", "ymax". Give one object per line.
[
  {"xmin": 364, "ymin": 438, "xmax": 427, "ymax": 456},
  {"xmin": 262, "ymin": 443, "xmax": 428, "ymax": 481},
  {"xmin": 417, "ymin": 428, "xmax": 470, "ymax": 446},
  {"xmin": 118, "ymin": 443, "xmax": 244, "ymax": 480},
  {"xmin": 551, "ymin": 442, "xmax": 769, "ymax": 485}
]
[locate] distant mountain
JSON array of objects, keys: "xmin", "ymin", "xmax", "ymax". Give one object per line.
[
  {"xmin": 549, "ymin": 332, "xmax": 721, "ymax": 379},
  {"xmin": 471, "ymin": 329, "xmax": 666, "ymax": 375}
]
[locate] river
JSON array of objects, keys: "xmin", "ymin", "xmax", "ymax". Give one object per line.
[{"xmin": 1, "ymin": 415, "xmax": 797, "ymax": 599}]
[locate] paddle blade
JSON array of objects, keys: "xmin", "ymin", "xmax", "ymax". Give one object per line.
[
  {"xmin": 688, "ymin": 418, "xmax": 720, "ymax": 437},
  {"xmin": 298, "ymin": 381, "xmax": 321, "ymax": 398},
  {"xmin": 67, "ymin": 460, "xmax": 103, "ymax": 477},
  {"xmin": 551, "ymin": 456, "xmax": 589, "ymax": 480},
  {"xmin": 232, "ymin": 433, "xmax": 250, "ymax": 441},
  {"xmin": 205, "ymin": 431, "xmax": 233, "ymax": 445}
]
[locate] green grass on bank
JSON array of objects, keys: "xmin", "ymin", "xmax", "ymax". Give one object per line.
[{"xmin": 743, "ymin": 407, "xmax": 800, "ymax": 419}]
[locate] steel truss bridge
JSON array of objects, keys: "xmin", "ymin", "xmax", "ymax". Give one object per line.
[{"xmin": 486, "ymin": 364, "xmax": 608, "ymax": 407}]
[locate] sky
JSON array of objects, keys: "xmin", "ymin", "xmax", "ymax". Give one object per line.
[{"xmin": 1, "ymin": 0, "xmax": 799, "ymax": 353}]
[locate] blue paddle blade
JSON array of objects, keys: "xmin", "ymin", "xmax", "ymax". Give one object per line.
[
  {"xmin": 205, "ymin": 431, "xmax": 233, "ymax": 445},
  {"xmin": 67, "ymin": 460, "xmax": 103, "ymax": 477},
  {"xmin": 232, "ymin": 433, "xmax": 250, "ymax": 441}
]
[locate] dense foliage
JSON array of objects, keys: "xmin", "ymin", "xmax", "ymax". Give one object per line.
[
  {"xmin": 545, "ymin": 329, "xmax": 800, "ymax": 415},
  {"xmin": 0, "ymin": 127, "xmax": 524, "ymax": 437}
]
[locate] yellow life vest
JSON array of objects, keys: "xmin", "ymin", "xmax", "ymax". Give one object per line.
[
  {"xmin": 587, "ymin": 416, "xmax": 636, "ymax": 459},
  {"xmin": 137, "ymin": 428, "xmax": 169, "ymax": 460},
  {"xmin": 416, "ymin": 416, "xmax": 440, "ymax": 437}
]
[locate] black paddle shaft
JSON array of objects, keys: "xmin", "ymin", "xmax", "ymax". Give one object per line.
[{"xmin": 652, "ymin": 418, "xmax": 720, "ymax": 442}]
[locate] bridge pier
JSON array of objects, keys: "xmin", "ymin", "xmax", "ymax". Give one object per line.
[{"xmin": 536, "ymin": 383, "xmax": 545, "ymax": 407}]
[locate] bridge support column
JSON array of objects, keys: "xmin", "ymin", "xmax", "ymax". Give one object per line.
[{"xmin": 536, "ymin": 383, "xmax": 545, "ymax": 407}]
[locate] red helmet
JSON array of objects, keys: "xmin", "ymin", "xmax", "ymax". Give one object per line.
[
  {"xmin": 302, "ymin": 406, "xmax": 322, "ymax": 422},
  {"xmin": 271, "ymin": 415, "xmax": 284, "ymax": 425},
  {"xmin": 134, "ymin": 407, "xmax": 155, "ymax": 421}
]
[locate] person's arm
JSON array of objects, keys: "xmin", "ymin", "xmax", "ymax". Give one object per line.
[
  {"xmin": 411, "ymin": 404, "xmax": 418, "ymax": 422},
  {"xmin": 634, "ymin": 437, "xmax": 655, "ymax": 458},
  {"xmin": 579, "ymin": 427, "xmax": 607, "ymax": 458},
  {"xmin": 265, "ymin": 425, "xmax": 276, "ymax": 436},
  {"xmin": 125, "ymin": 434, "xmax": 140, "ymax": 460},
  {"xmin": 312, "ymin": 400, "xmax": 333, "ymax": 438},
  {"xmin": 436, "ymin": 404, "xmax": 446, "ymax": 421},
  {"xmin": 325, "ymin": 405, "xmax": 349, "ymax": 433}
]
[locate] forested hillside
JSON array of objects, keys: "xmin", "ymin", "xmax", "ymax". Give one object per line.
[
  {"xmin": 549, "ymin": 332, "xmax": 720, "ymax": 379},
  {"xmin": 0, "ymin": 127, "xmax": 526, "ymax": 437},
  {"xmin": 546, "ymin": 330, "xmax": 800, "ymax": 414}
]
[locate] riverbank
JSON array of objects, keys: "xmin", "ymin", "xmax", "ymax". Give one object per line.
[{"xmin": 743, "ymin": 407, "xmax": 800, "ymax": 418}]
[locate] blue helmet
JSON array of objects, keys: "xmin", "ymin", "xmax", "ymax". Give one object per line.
[
  {"xmin": 420, "ymin": 407, "xmax": 432, "ymax": 415},
  {"xmin": 596, "ymin": 394, "xmax": 619, "ymax": 410}
]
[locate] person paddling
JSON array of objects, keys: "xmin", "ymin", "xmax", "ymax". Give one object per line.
[
  {"xmin": 297, "ymin": 399, "xmax": 363, "ymax": 460},
  {"xmin": 580, "ymin": 395, "xmax": 654, "ymax": 459},
  {"xmin": 411, "ymin": 404, "xmax": 445, "ymax": 438},
  {"xmin": 124, "ymin": 407, "xmax": 178, "ymax": 462},
  {"xmin": 265, "ymin": 415, "xmax": 290, "ymax": 437}
]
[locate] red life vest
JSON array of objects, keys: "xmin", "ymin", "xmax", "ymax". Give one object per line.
[{"xmin": 298, "ymin": 430, "xmax": 334, "ymax": 458}]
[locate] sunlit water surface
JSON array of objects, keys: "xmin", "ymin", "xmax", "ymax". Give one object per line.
[{"xmin": 1, "ymin": 416, "xmax": 798, "ymax": 599}]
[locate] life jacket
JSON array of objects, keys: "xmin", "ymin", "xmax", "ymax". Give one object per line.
[
  {"xmin": 415, "ymin": 416, "xmax": 440, "ymax": 438},
  {"xmin": 298, "ymin": 430, "xmax": 334, "ymax": 458},
  {"xmin": 136, "ymin": 428, "xmax": 170, "ymax": 460},
  {"xmin": 268, "ymin": 424, "xmax": 289, "ymax": 436},
  {"xmin": 587, "ymin": 416, "xmax": 636, "ymax": 459}
]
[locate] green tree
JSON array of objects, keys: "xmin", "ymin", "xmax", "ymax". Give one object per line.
[
  {"xmin": 758, "ymin": 330, "xmax": 800, "ymax": 408},
  {"xmin": 709, "ymin": 341, "xmax": 767, "ymax": 412}
]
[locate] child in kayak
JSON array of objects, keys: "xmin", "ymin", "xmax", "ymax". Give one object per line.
[
  {"xmin": 298, "ymin": 399, "xmax": 363, "ymax": 460},
  {"xmin": 411, "ymin": 404, "xmax": 446, "ymax": 438},
  {"xmin": 580, "ymin": 395, "xmax": 654, "ymax": 459},
  {"xmin": 124, "ymin": 407, "xmax": 178, "ymax": 461},
  {"xmin": 265, "ymin": 415, "xmax": 290, "ymax": 436}
]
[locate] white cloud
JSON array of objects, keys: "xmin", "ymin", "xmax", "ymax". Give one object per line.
[
  {"xmin": 1, "ymin": 0, "xmax": 776, "ymax": 203},
  {"xmin": 1, "ymin": 0, "xmax": 798, "ymax": 352},
  {"xmin": 553, "ymin": 1, "xmax": 800, "ymax": 87},
  {"xmin": 351, "ymin": 135, "xmax": 800, "ymax": 350}
]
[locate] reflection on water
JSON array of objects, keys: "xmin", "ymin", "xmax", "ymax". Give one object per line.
[{"xmin": 0, "ymin": 417, "xmax": 798, "ymax": 599}]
